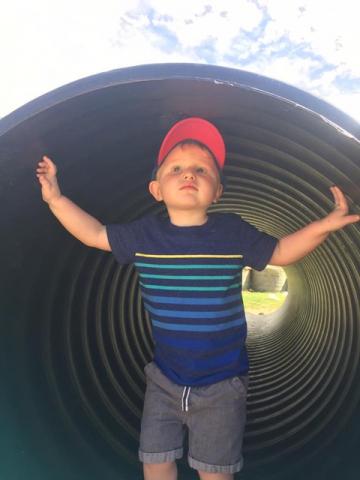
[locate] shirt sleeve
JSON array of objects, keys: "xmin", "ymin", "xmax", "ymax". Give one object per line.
[
  {"xmin": 106, "ymin": 219, "xmax": 142, "ymax": 265},
  {"xmin": 233, "ymin": 215, "xmax": 278, "ymax": 271}
]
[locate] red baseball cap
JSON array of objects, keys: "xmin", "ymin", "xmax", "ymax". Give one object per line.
[{"xmin": 157, "ymin": 117, "xmax": 226, "ymax": 170}]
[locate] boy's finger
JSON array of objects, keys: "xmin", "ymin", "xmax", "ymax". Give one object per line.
[
  {"xmin": 42, "ymin": 155, "xmax": 53, "ymax": 165},
  {"xmin": 330, "ymin": 187, "xmax": 340, "ymax": 207},
  {"xmin": 331, "ymin": 186, "xmax": 348, "ymax": 210},
  {"xmin": 330, "ymin": 186, "xmax": 339, "ymax": 200},
  {"xmin": 343, "ymin": 214, "xmax": 360, "ymax": 226}
]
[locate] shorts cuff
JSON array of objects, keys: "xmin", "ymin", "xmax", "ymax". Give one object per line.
[
  {"xmin": 139, "ymin": 447, "xmax": 183, "ymax": 464},
  {"xmin": 188, "ymin": 454, "xmax": 244, "ymax": 474}
]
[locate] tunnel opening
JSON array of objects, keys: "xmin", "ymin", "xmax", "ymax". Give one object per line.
[
  {"xmin": 1, "ymin": 63, "xmax": 360, "ymax": 480},
  {"xmin": 243, "ymin": 265, "xmax": 288, "ymax": 318}
]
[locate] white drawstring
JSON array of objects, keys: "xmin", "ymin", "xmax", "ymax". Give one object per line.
[{"xmin": 181, "ymin": 386, "xmax": 191, "ymax": 412}]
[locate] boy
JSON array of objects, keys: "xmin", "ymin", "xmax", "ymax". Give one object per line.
[{"xmin": 36, "ymin": 117, "xmax": 359, "ymax": 480}]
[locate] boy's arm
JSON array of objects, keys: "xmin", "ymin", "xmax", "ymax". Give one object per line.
[
  {"xmin": 36, "ymin": 156, "xmax": 111, "ymax": 251},
  {"xmin": 269, "ymin": 186, "xmax": 360, "ymax": 266}
]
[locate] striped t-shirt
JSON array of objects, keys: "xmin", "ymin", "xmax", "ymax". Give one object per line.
[{"xmin": 106, "ymin": 213, "xmax": 278, "ymax": 386}]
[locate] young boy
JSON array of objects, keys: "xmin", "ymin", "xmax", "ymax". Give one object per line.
[{"xmin": 36, "ymin": 117, "xmax": 359, "ymax": 480}]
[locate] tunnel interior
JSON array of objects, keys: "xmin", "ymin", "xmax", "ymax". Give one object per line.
[{"xmin": 1, "ymin": 63, "xmax": 360, "ymax": 480}]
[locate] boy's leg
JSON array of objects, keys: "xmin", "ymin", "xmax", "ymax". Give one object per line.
[
  {"xmin": 198, "ymin": 472, "xmax": 233, "ymax": 480},
  {"xmin": 186, "ymin": 375, "xmax": 248, "ymax": 477},
  {"xmin": 143, "ymin": 461, "xmax": 177, "ymax": 480},
  {"xmin": 139, "ymin": 363, "xmax": 186, "ymax": 477}
]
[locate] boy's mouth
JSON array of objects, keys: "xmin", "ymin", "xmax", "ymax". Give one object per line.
[{"xmin": 180, "ymin": 183, "xmax": 198, "ymax": 191}]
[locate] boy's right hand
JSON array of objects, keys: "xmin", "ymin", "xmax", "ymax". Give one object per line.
[{"xmin": 36, "ymin": 155, "xmax": 62, "ymax": 204}]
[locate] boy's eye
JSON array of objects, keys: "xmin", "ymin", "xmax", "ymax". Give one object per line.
[
  {"xmin": 172, "ymin": 166, "xmax": 181, "ymax": 173},
  {"xmin": 196, "ymin": 167, "xmax": 206, "ymax": 174}
]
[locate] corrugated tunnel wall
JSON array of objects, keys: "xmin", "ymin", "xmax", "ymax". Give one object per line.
[{"xmin": 1, "ymin": 63, "xmax": 360, "ymax": 480}]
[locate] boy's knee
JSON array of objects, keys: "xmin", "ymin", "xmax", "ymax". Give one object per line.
[{"xmin": 143, "ymin": 461, "xmax": 177, "ymax": 480}]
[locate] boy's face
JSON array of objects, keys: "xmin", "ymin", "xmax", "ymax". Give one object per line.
[{"xmin": 149, "ymin": 144, "xmax": 223, "ymax": 213}]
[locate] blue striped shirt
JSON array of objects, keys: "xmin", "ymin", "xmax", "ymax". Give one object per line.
[{"xmin": 106, "ymin": 213, "xmax": 278, "ymax": 386}]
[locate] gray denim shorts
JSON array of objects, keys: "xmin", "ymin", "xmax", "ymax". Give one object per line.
[{"xmin": 139, "ymin": 361, "xmax": 248, "ymax": 474}]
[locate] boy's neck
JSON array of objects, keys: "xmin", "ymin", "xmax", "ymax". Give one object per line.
[{"xmin": 167, "ymin": 209, "xmax": 209, "ymax": 227}]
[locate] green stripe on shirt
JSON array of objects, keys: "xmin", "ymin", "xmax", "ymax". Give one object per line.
[{"xmin": 140, "ymin": 282, "xmax": 241, "ymax": 291}]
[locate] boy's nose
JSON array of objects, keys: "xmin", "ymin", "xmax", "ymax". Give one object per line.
[{"xmin": 183, "ymin": 169, "xmax": 195, "ymax": 179}]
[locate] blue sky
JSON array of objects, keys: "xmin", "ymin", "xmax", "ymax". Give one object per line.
[{"xmin": 1, "ymin": 0, "xmax": 359, "ymax": 124}]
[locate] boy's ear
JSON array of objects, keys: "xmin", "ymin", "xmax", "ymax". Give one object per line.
[
  {"xmin": 214, "ymin": 183, "xmax": 224, "ymax": 203},
  {"xmin": 149, "ymin": 180, "xmax": 163, "ymax": 202}
]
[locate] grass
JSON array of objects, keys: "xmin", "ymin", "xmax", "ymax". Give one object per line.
[{"xmin": 243, "ymin": 291, "xmax": 288, "ymax": 315}]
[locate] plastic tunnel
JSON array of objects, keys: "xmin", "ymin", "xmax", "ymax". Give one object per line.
[{"xmin": 1, "ymin": 63, "xmax": 360, "ymax": 480}]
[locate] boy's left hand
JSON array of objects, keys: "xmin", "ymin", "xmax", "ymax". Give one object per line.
[
  {"xmin": 269, "ymin": 186, "xmax": 359, "ymax": 266},
  {"xmin": 322, "ymin": 186, "xmax": 360, "ymax": 232}
]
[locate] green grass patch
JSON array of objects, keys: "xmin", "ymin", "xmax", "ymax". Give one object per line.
[{"xmin": 243, "ymin": 291, "xmax": 288, "ymax": 315}]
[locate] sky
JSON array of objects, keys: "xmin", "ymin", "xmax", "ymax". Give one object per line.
[{"xmin": 1, "ymin": 0, "xmax": 359, "ymax": 125}]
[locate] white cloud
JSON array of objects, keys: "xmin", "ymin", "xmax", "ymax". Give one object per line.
[
  {"xmin": 151, "ymin": 0, "xmax": 262, "ymax": 52},
  {"xmin": 260, "ymin": 0, "xmax": 360, "ymax": 75},
  {"xmin": 257, "ymin": 0, "xmax": 360, "ymax": 122},
  {"xmin": 0, "ymin": 0, "xmax": 135, "ymax": 115},
  {"xmin": 115, "ymin": 0, "xmax": 264, "ymax": 66},
  {"xmin": 0, "ymin": 0, "xmax": 359, "ymax": 124}
]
